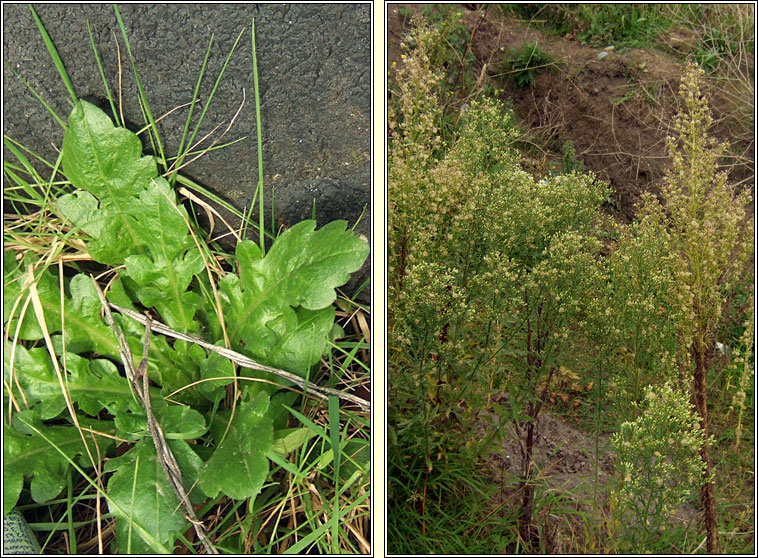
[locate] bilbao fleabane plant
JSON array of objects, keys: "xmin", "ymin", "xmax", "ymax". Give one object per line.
[
  {"xmin": 635, "ymin": 61, "xmax": 754, "ymax": 553},
  {"xmin": 610, "ymin": 381, "xmax": 709, "ymax": 553}
]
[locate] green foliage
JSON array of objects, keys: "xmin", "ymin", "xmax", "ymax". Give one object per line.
[
  {"xmin": 391, "ymin": 9, "xmax": 502, "ymax": 146},
  {"xmin": 502, "ymin": 42, "xmax": 556, "ymax": 88},
  {"xmin": 679, "ymin": 4, "xmax": 756, "ymax": 72},
  {"xmin": 603, "ymin": 214, "xmax": 684, "ymax": 415},
  {"xmin": 389, "ymin": 21, "xmax": 611, "ymax": 550},
  {"xmin": 389, "ymin": 17, "xmax": 754, "ymax": 554},
  {"xmin": 198, "ymin": 392, "xmax": 273, "ymax": 501},
  {"xmin": 615, "ymin": 62, "xmax": 754, "ymax": 554},
  {"xmin": 387, "ymin": 447, "xmax": 511, "ymax": 555},
  {"xmin": 3, "ymin": 410, "xmax": 114, "ymax": 515},
  {"xmin": 726, "ymin": 295, "xmax": 755, "ymax": 448},
  {"xmin": 503, "ymin": 4, "xmax": 671, "ymax": 48},
  {"xmin": 59, "ymin": 101, "xmax": 205, "ymax": 333},
  {"xmin": 644, "ymin": 62, "xmax": 753, "ymax": 359},
  {"xmin": 220, "ymin": 220, "xmax": 367, "ymax": 375},
  {"xmin": 104, "ymin": 437, "xmax": 205, "ymax": 554},
  {"xmin": 415, "ymin": 5, "xmax": 471, "ymax": 65},
  {"xmin": 560, "ymin": 140, "xmax": 584, "ymax": 173},
  {"xmin": 4, "ymin": 99, "xmax": 367, "ymax": 553},
  {"xmin": 573, "ymin": 5, "xmax": 670, "ymax": 47},
  {"xmin": 610, "ymin": 382, "xmax": 709, "ymax": 553}
]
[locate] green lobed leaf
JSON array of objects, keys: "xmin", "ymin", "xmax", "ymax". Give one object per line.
[
  {"xmin": 59, "ymin": 100, "xmax": 205, "ymax": 332},
  {"xmin": 105, "ymin": 438, "xmax": 205, "ymax": 553},
  {"xmin": 197, "ymin": 350, "xmax": 235, "ymax": 403},
  {"xmin": 220, "ymin": 220, "xmax": 369, "ymax": 374},
  {"xmin": 3, "ymin": 410, "xmax": 113, "ymax": 514},
  {"xmin": 113, "ymin": 401, "xmax": 207, "ymax": 441},
  {"xmin": 198, "ymin": 391, "xmax": 273, "ymax": 501},
  {"xmin": 4, "ymin": 346, "xmax": 136, "ymax": 419},
  {"xmin": 121, "ymin": 177, "xmax": 205, "ymax": 332},
  {"xmin": 264, "ymin": 306, "xmax": 336, "ymax": 374},
  {"xmin": 3, "ymin": 266, "xmax": 186, "ymax": 387},
  {"xmin": 60, "ymin": 100, "xmax": 156, "ymax": 262}
]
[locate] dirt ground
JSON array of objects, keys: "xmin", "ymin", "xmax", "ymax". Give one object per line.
[
  {"xmin": 387, "ymin": 4, "xmax": 755, "ymax": 221},
  {"xmin": 473, "ymin": 393, "xmax": 704, "ymax": 552}
]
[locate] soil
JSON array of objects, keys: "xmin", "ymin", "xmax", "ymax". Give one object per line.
[
  {"xmin": 477, "ymin": 400, "xmax": 615, "ymax": 503},
  {"xmin": 388, "ymin": 4, "xmax": 755, "ymax": 222},
  {"xmin": 475, "ymin": 401, "xmax": 616, "ymax": 553},
  {"xmin": 474, "ymin": 398, "xmax": 700, "ymax": 553}
]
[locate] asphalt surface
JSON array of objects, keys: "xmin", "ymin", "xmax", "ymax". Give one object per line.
[{"xmin": 2, "ymin": 4, "xmax": 371, "ymax": 299}]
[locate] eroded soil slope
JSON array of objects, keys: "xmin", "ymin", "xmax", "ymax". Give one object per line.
[{"xmin": 388, "ymin": 4, "xmax": 754, "ymax": 220}]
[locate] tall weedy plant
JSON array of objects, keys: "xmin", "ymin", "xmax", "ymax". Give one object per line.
[
  {"xmin": 389, "ymin": 21, "xmax": 527, "ymax": 539},
  {"xmin": 388, "ymin": 19, "xmax": 610, "ymax": 551},
  {"xmin": 610, "ymin": 382, "xmax": 709, "ymax": 553},
  {"xmin": 636, "ymin": 62, "xmax": 754, "ymax": 553}
]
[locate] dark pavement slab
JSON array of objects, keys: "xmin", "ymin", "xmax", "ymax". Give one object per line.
[{"xmin": 2, "ymin": 3, "xmax": 371, "ymax": 300}]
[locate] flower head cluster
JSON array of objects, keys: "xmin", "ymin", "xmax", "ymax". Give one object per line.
[
  {"xmin": 611, "ymin": 381, "xmax": 709, "ymax": 551},
  {"xmin": 388, "ymin": 16, "xmax": 614, "ymax": 453},
  {"xmin": 650, "ymin": 62, "xmax": 753, "ymax": 346}
]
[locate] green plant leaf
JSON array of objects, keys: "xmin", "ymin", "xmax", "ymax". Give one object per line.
[
  {"xmin": 272, "ymin": 427, "xmax": 317, "ymax": 456},
  {"xmin": 121, "ymin": 177, "xmax": 205, "ymax": 332},
  {"xmin": 59, "ymin": 100, "xmax": 205, "ymax": 332},
  {"xmin": 4, "ymin": 346, "xmax": 136, "ymax": 419},
  {"xmin": 3, "ymin": 267, "xmax": 183, "ymax": 385},
  {"xmin": 3, "ymin": 410, "xmax": 113, "ymax": 514},
  {"xmin": 60, "ymin": 100, "xmax": 155, "ymax": 262},
  {"xmin": 198, "ymin": 391, "xmax": 273, "ymax": 501},
  {"xmin": 105, "ymin": 438, "xmax": 204, "ymax": 553},
  {"xmin": 264, "ymin": 306, "xmax": 337, "ymax": 374},
  {"xmin": 198, "ymin": 350, "xmax": 235, "ymax": 402},
  {"xmin": 221, "ymin": 220, "xmax": 369, "ymax": 373},
  {"xmin": 113, "ymin": 401, "xmax": 207, "ymax": 441}
]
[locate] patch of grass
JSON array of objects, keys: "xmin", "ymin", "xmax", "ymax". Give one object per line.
[
  {"xmin": 499, "ymin": 4, "xmax": 673, "ymax": 48},
  {"xmin": 672, "ymin": 4, "xmax": 756, "ymax": 72},
  {"xmin": 501, "ymin": 41, "xmax": 558, "ymax": 88},
  {"xmin": 387, "ymin": 445, "xmax": 512, "ymax": 555}
]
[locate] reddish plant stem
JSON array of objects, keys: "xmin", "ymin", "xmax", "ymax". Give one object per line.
[
  {"xmin": 692, "ymin": 341, "xmax": 720, "ymax": 553},
  {"xmin": 421, "ymin": 468, "xmax": 428, "ymax": 536}
]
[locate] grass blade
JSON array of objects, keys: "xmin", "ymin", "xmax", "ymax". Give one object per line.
[
  {"xmin": 4, "ymin": 66, "xmax": 67, "ymax": 129},
  {"xmin": 169, "ymin": 35, "xmax": 215, "ymax": 185},
  {"xmin": 112, "ymin": 5, "xmax": 166, "ymax": 170},
  {"xmin": 29, "ymin": 4, "xmax": 77, "ymax": 105},
  {"xmin": 87, "ymin": 21, "xmax": 120, "ymax": 127},
  {"xmin": 249, "ymin": 18, "xmax": 267, "ymax": 252}
]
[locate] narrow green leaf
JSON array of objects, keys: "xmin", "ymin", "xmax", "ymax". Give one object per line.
[
  {"xmin": 29, "ymin": 4, "xmax": 77, "ymax": 104},
  {"xmin": 113, "ymin": 5, "xmax": 166, "ymax": 169},
  {"xmin": 3, "ymin": 411, "xmax": 113, "ymax": 514}
]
